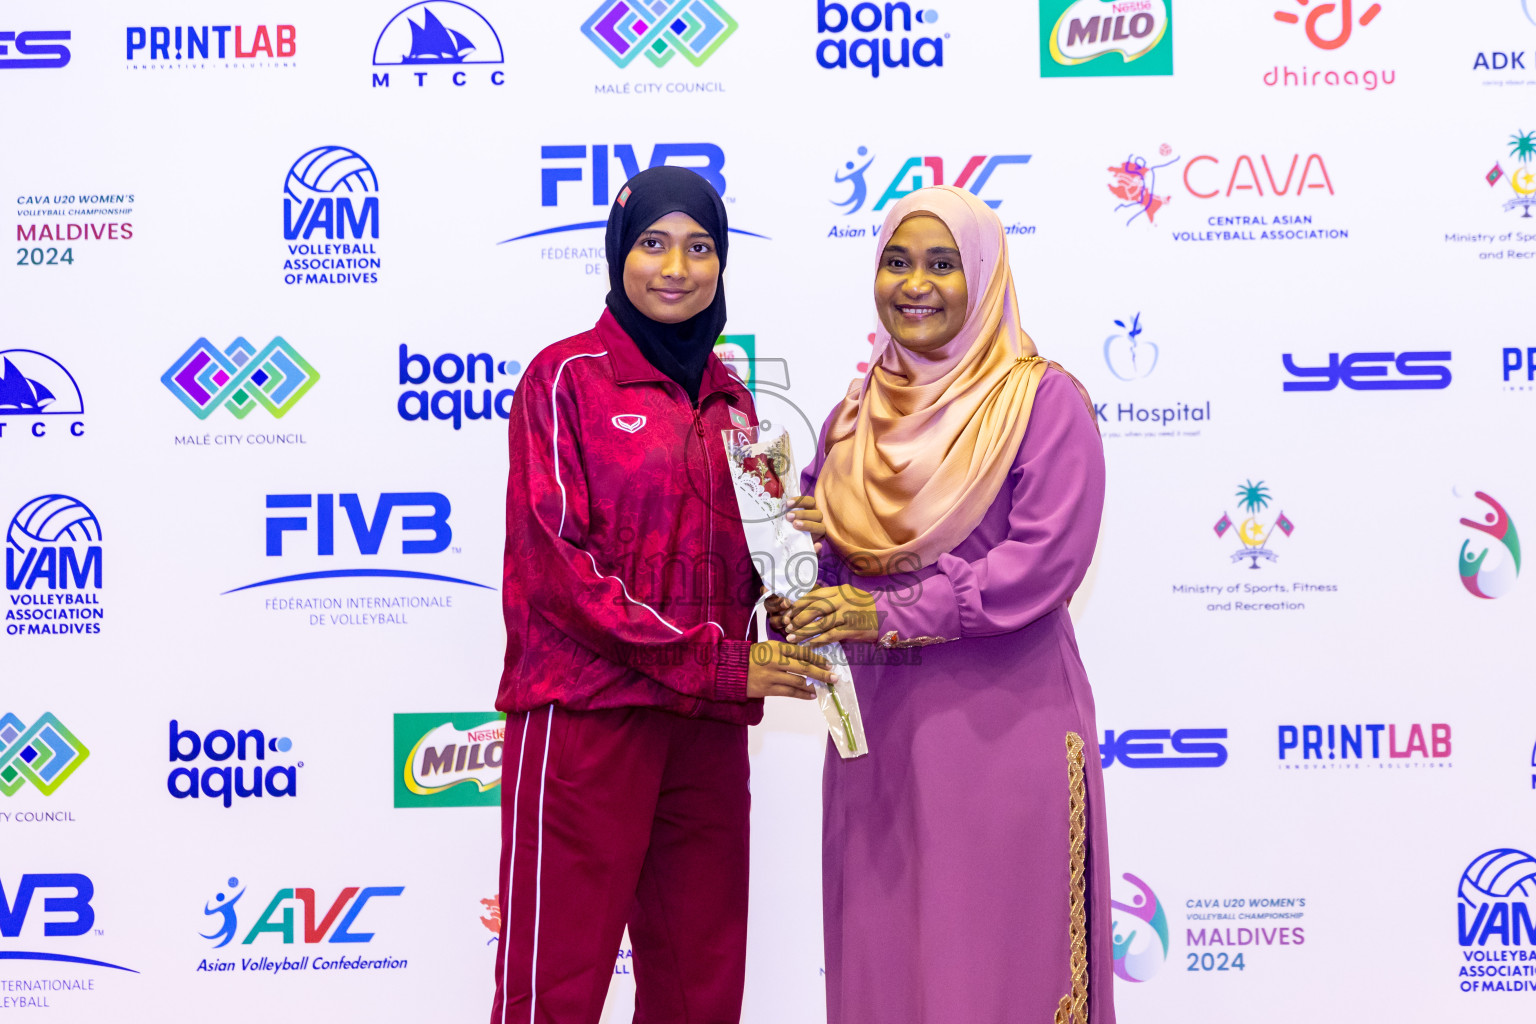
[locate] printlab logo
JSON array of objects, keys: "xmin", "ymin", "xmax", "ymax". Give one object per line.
[
  {"xmin": 1458, "ymin": 490, "xmax": 1520, "ymax": 600},
  {"xmin": 125, "ymin": 23, "xmax": 296, "ymax": 69},
  {"xmin": 1486, "ymin": 130, "xmax": 1536, "ymax": 219},
  {"xmin": 398, "ymin": 346, "xmax": 521, "ymax": 429},
  {"xmin": 1041, "ymin": 0, "xmax": 1173, "ymax": 78},
  {"xmin": 198, "ymin": 876, "xmax": 406, "ymax": 960},
  {"xmin": 829, "ymin": 147, "xmax": 1034, "ymax": 239},
  {"xmin": 1505, "ymin": 346, "xmax": 1536, "ymax": 391},
  {"xmin": 393, "ymin": 712, "xmax": 505, "ymax": 808},
  {"xmin": 0, "ymin": 713, "xmax": 89, "ymax": 796},
  {"xmin": 1101, "ymin": 728, "xmax": 1227, "ymax": 768},
  {"xmin": 1457, "ymin": 849, "xmax": 1536, "ymax": 992},
  {"xmin": 1282, "ymin": 350, "xmax": 1451, "ymax": 391},
  {"xmin": 1109, "ymin": 144, "xmax": 1178, "ymax": 226},
  {"xmin": 371, "ymin": 2, "xmax": 505, "ymax": 87},
  {"xmin": 1277, "ymin": 722, "xmax": 1451, "ymax": 768},
  {"xmin": 0, "ymin": 30, "xmax": 71, "ymax": 69},
  {"xmin": 1265, "ymin": 0, "xmax": 1393, "ymax": 91},
  {"xmin": 163, "ymin": 338, "xmax": 319, "ymax": 420},
  {"xmin": 1112, "ymin": 873, "xmax": 1169, "ymax": 982},
  {"xmin": 282, "ymin": 146, "xmax": 382, "ymax": 287},
  {"xmin": 5, "ymin": 494, "xmax": 104, "ymax": 637},
  {"xmin": 168, "ymin": 720, "xmax": 301, "ymax": 808},
  {"xmin": 0, "ymin": 350, "xmax": 85, "ymax": 440},
  {"xmin": 1104, "ymin": 313, "xmax": 1157, "ymax": 380},
  {"xmin": 815, "ymin": 1, "xmax": 946, "ymax": 77},
  {"xmin": 0, "ymin": 873, "xmax": 137, "ymax": 975},
  {"xmin": 1214, "ymin": 480, "xmax": 1293, "ymax": 569},
  {"xmin": 583, "ymin": 0, "xmax": 737, "ymax": 67}
]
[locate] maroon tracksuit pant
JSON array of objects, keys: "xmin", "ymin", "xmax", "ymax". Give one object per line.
[{"xmin": 490, "ymin": 704, "xmax": 750, "ymax": 1024}]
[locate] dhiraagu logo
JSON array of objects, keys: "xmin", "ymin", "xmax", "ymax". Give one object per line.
[
  {"xmin": 393, "ymin": 712, "xmax": 504, "ymax": 807},
  {"xmin": 1040, "ymin": 0, "xmax": 1172, "ymax": 78}
]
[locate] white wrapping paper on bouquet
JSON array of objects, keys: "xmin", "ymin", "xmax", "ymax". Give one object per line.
[{"xmin": 721, "ymin": 423, "xmax": 869, "ymax": 759}]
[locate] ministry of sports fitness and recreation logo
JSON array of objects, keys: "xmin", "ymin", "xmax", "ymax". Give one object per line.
[
  {"xmin": 370, "ymin": 2, "xmax": 505, "ymax": 88},
  {"xmin": 583, "ymin": 0, "xmax": 737, "ymax": 67},
  {"xmin": 163, "ymin": 338, "xmax": 319, "ymax": 420},
  {"xmin": 1040, "ymin": 0, "xmax": 1172, "ymax": 78},
  {"xmin": 393, "ymin": 712, "xmax": 504, "ymax": 808},
  {"xmin": 828, "ymin": 146, "xmax": 1034, "ymax": 239},
  {"xmin": 1457, "ymin": 490, "xmax": 1520, "ymax": 600},
  {"xmin": 1112, "ymin": 873, "xmax": 1169, "ymax": 982},
  {"xmin": 1215, "ymin": 480, "xmax": 1293, "ymax": 569},
  {"xmin": 1456, "ymin": 848, "xmax": 1536, "ymax": 992},
  {"xmin": 1, "ymin": 712, "xmax": 89, "ymax": 796},
  {"xmin": 1264, "ymin": 0, "xmax": 1394, "ymax": 91},
  {"xmin": 5, "ymin": 494, "xmax": 105, "ymax": 637},
  {"xmin": 282, "ymin": 146, "xmax": 382, "ymax": 287},
  {"xmin": 0, "ymin": 350, "xmax": 85, "ymax": 442},
  {"xmin": 1486, "ymin": 130, "xmax": 1536, "ymax": 219}
]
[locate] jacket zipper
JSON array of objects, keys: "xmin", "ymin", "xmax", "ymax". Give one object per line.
[{"xmin": 693, "ymin": 405, "xmax": 714, "ymax": 626}]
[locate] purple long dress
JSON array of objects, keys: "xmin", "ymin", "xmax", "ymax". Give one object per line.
[{"xmin": 804, "ymin": 369, "xmax": 1114, "ymax": 1024}]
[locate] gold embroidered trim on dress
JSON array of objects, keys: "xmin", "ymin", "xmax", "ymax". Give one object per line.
[
  {"xmin": 875, "ymin": 630, "xmax": 957, "ymax": 649},
  {"xmin": 1054, "ymin": 731, "xmax": 1089, "ymax": 1024}
]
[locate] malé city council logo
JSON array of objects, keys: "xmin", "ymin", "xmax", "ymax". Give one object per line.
[
  {"xmin": 582, "ymin": 0, "xmax": 737, "ymax": 67},
  {"xmin": 162, "ymin": 337, "xmax": 319, "ymax": 420},
  {"xmin": 1486, "ymin": 129, "xmax": 1536, "ymax": 218},
  {"xmin": 0, "ymin": 712, "xmax": 89, "ymax": 796},
  {"xmin": 1040, "ymin": 0, "xmax": 1173, "ymax": 78},
  {"xmin": 1112, "ymin": 872, "xmax": 1169, "ymax": 982},
  {"xmin": 1458, "ymin": 490, "xmax": 1520, "ymax": 600},
  {"xmin": 1214, "ymin": 479, "xmax": 1294, "ymax": 569}
]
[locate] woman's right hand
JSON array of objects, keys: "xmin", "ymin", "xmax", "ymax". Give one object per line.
[{"xmin": 746, "ymin": 642, "xmax": 831, "ymax": 700}]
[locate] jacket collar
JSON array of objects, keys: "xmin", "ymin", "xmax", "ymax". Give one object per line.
[{"xmin": 595, "ymin": 308, "xmax": 749, "ymax": 404}]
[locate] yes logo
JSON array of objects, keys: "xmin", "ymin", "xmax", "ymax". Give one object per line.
[
  {"xmin": 1282, "ymin": 351, "xmax": 1451, "ymax": 391},
  {"xmin": 1041, "ymin": 0, "xmax": 1173, "ymax": 78},
  {"xmin": 1101, "ymin": 728, "xmax": 1226, "ymax": 768},
  {"xmin": 0, "ymin": 31, "xmax": 71, "ymax": 69}
]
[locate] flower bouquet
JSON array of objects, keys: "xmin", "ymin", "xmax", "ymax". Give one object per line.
[{"xmin": 722, "ymin": 421, "xmax": 869, "ymax": 759}]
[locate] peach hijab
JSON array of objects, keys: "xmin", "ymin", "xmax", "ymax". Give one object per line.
[{"xmin": 815, "ymin": 185, "xmax": 1050, "ymax": 573}]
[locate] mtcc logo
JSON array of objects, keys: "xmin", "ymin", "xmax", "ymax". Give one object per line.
[
  {"xmin": 371, "ymin": 1, "xmax": 506, "ymax": 87},
  {"xmin": 1458, "ymin": 490, "xmax": 1520, "ymax": 600},
  {"xmin": 0, "ymin": 349, "xmax": 86, "ymax": 439},
  {"xmin": 162, "ymin": 337, "xmax": 319, "ymax": 420},
  {"xmin": 0, "ymin": 713, "xmax": 90, "ymax": 796},
  {"xmin": 1041, "ymin": 0, "xmax": 1173, "ymax": 78},
  {"xmin": 0, "ymin": 30, "xmax": 71, "ymax": 69},
  {"xmin": 200, "ymin": 877, "xmax": 404, "ymax": 947},
  {"xmin": 582, "ymin": 0, "xmax": 738, "ymax": 67},
  {"xmin": 1214, "ymin": 479, "xmax": 1294, "ymax": 569},
  {"xmin": 1112, "ymin": 872, "xmax": 1169, "ymax": 981},
  {"xmin": 832, "ymin": 147, "xmax": 1030, "ymax": 215}
]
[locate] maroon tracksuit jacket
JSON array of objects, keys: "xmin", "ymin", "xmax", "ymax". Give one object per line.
[{"xmin": 492, "ymin": 310, "xmax": 762, "ymax": 1024}]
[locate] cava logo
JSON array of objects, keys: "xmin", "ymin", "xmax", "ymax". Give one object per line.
[
  {"xmin": 371, "ymin": 1, "xmax": 506, "ymax": 88},
  {"xmin": 1109, "ymin": 145, "xmax": 1178, "ymax": 226},
  {"xmin": 163, "ymin": 337, "xmax": 319, "ymax": 420},
  {"xmin": 1042, "ymin": 0, "xmax": 1171, "ymax": 77},
  {"xmin": 0, "ymin": 713, "xmax": 89, "ymax": 796},
  {"xmin": 282, "ymin": 146, "xmax": 382, "ymax": 286},
  {"xmin": 1458, "ymin": 491, "xmax": 1520, "ymax": 600},
  {"xmin": 1214, "ymin": 480, "xmax": 1293, "ymax": 569},
  {"xmin": 167, "ymin": 721, "xmax": 300, "ymax": 808},
  {"xmin": 0, "ymin": 30, "xmax": 71, "ymax": 70},
  {"xmin": 5, "ymin": 494, "xmax": 104, "ymax": 637},
  {"xmin": 393, "ymin": 712, "xmax": 504, "ymax": 807},
  {"xmin": 0, "ymin": 350, "xmax": 85, "ymax": 440},
  {"xmin": 583, "ymin": 0, "xmax": 737, "ymax": 67}
]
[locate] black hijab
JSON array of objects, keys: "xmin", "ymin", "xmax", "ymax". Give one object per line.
[{"xmin": 604, "ymin": 166, "xmax": 729, "ymax": 405}]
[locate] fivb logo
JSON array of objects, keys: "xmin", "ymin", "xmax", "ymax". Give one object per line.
[
  {"xmin": 201, "ymin": 877, "xmax": 403, "ymax": 948},
  {"xmin": 224, "ymin": 491, "xmax": 492, "ymax": 592},
  {"xmin": 163, "ymin": 337, "xmax": 319, "ymax": 420},
  {"xmin": 168, "ymin": 721, "xmax": 300, "ymax": 808},
  {"xmin": 583, "ymin": 0, "xmax": 737, "ymax": 67},
  {"xmin": 816, "ymin": 2, "xmax": 945, "ymax": 77},
  {"xmin": 1, "ymin": 713, "xmax": 90, "ymax": 796}
]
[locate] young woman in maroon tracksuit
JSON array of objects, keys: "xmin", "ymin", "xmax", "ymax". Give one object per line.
[{"xmin": 491, "ymin": 166, "xmax": 832, "ymax": 1024}]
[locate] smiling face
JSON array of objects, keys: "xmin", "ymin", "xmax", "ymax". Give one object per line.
[
  {"xmin": 874, "ymin": 214, "xmax": 969, "ymax": 354},
  {"xmin": 622, "ymin": 211, "xmax": 720, "ymax": 324}
]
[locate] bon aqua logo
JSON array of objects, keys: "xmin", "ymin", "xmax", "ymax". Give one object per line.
[{"xmin": 1458, "ymin": 490, "xmax": 1520, "ymax": 600}]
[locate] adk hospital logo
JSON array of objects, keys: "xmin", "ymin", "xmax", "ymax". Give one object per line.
[
  {"xmin": 5, "ymin": 494, "xmax": 104, "ymax": 636},
  {"xmin": 1456, "ymin": 848, "xmax": 1536, "ymax": 993},
  {"xmin": 282, "ymin": 146, "xmax": 381, "ymax": 287}
]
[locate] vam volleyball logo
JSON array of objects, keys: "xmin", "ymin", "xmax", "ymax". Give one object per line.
[
  {"xmin": 1458, "ymin": 849, "xmax": 1536, "ymax": 948},
  {"xmin": 5, "ymin": 494, "xmax": 104, "ymax": 636},
  {"xmin": 1041, "ymin": 0, "xmax": 1172, "ymax": 78},
  {"xmin": 1457, "ymin": 490, "xmax": 1520, "ymax": 600},
  {"xmin": 281, "ymin": 146, "xmax": 382, "ymax": 287},
  {"xmin": 1112, "ymin": 872, "xmax": 1169, "ymax": 981},
  {"xmin": 371, "ymin": 1, "xmax": 505, "ymax": 87}
]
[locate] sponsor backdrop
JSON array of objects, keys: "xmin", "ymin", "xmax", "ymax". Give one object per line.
[{"xmin": 3, "ymin": 1, "xmax": 1534, "ymax": 1020}]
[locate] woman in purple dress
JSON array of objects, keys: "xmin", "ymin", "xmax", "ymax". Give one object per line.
[{"xmin": 780, "ymin": 185, "xmax": 1114, "ymax": 1023}]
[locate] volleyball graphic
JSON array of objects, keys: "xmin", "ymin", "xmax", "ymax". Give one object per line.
[
  {"xmin": 7, "ymin": 494, "xmax": 102, "ymax": 550},
  {"xmin": 284, "ymin": 146, "xmax": 378, "ymax": 200},
  {"xmin": 1459, "ymin": 849, "xmax": 1536, "ymax": 904}
]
